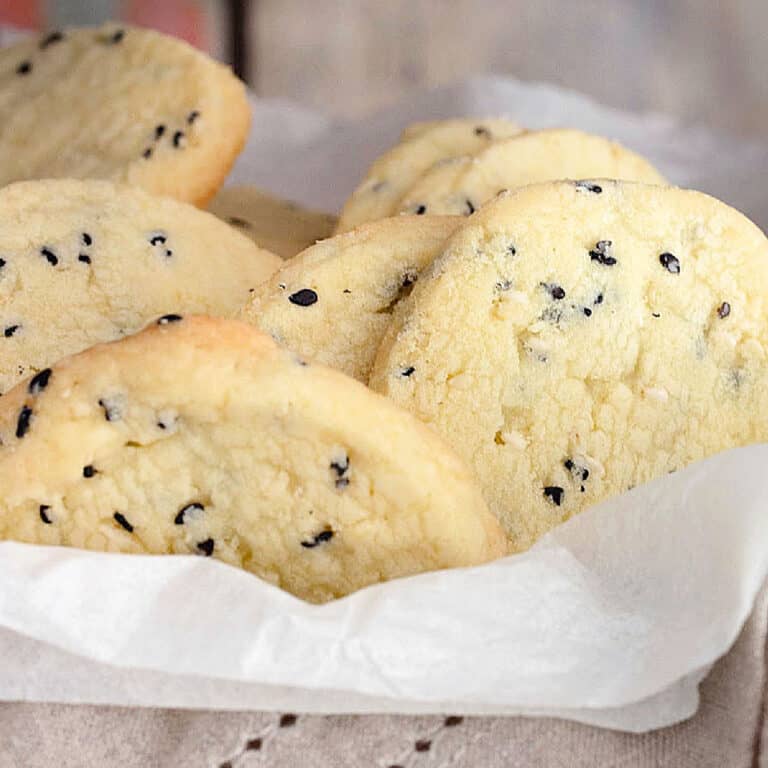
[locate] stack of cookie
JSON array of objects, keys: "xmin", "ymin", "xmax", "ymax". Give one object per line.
[{"xmin": 1, "ymin": 24, "xmax": 766, "ymax": 605}]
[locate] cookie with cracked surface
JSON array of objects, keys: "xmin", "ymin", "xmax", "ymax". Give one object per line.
[
  {"xmin": 370, "ymin": 180, "xmax": 768, "ymax": 551},
  {"xmin": 0, "ymin": 23, "xmax": 250, "ymax": 205},
  {"xmin": 0, "ymin": 315, "xmax": 506, "ymax": 603},
  {"xmin": 397, "ymin": 129, "xmax": 666, "ymax": 217},
  {"xmin": 208, "ymin": 186, "xmax": 337, "ymax": 259},
  {"xmin": 241, "ymin": 215, "xmax": 461, "ymax": 381},
  {"xmin": 336, "ymin": 118, "xmax": 522, "ymax": 233},
  {"xmin": 0, "ymin": 179, "xmax": 280, "ymax": 394}
]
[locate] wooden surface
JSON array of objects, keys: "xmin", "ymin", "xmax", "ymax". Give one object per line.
[{"xmin": 247, "ymin": 0, "xmax": 768, "ymax": 139}]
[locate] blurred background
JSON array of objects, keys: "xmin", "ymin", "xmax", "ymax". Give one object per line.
[{"xmin": 0, "ymin": 0, "xmax": 766, "ymax": 139}]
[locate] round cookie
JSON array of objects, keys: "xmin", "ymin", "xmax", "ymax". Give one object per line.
[
  {"xmin": 336, "ymin": 118, "xmax": 522, "ymax": 233},
  {"xmin": 370, "ymin": 180, "xmax": 768, "ymax": 552},
  {"xmin": 397, "ymin": 129, "xmax": 666, "ymax": 217},
  {"xmin": 0, "ymin": 23, "xmax": 250, "ymax": 206},
  {"xmin": 0, "ymin": 315, "xmax": 506, "ymax": 603},
  {"xmin": 208, "ymin": 186, "xmax": 337, "ymax": 259},
  {"xmin": 0, "ymin": 179, "xmax": 280, "ymax": 394},
  {"xmin": 241, "ymin": 215, "xmax": 461, "ymax": 381}
]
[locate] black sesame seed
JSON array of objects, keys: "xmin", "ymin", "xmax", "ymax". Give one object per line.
[
  {"xmin": 83, "ymin": 465, "xmax": 96, "ymax": 478},
  {"xmin": 575, "ymin": 181, "xmax": 602, "ymax": 194},
  {"xmin": 246, "ymin": 738, "xmax": 262, "ymax": 751},
  {"xmin": 149, "ymin": 234, "xmax": 167, "ymax": 245},
  {"xmin": 108, "ymin": 30, "xmax": 125, "ymax": 44},
  {"xmin": 414, "ymin": 204, "xmax": 427, "ymax": 215},
  {"xmin": 142, "ymin": 147, "xmax": 153, "ymax": 159},
  {"xmin": 78, "ymin": 254, "xmax": 92, "ymax": 264},
  {"xmin": 172, "ymin": 130, "xmax": 185, "ymax": 148},
  {"xmin": 279, "ymin": 714, "xmax": 298, "ymax": 728},
  {"xmin": 543, "ymin": 486, "xmax": 564, "ymax": 506},
  {"xmin": 82, "ymin": 232, "xmax": 92, "ymax": 246},
  {"xmin": 98, "ymin": 398, "xmax": 121, "ymax": 422},
  {"xmin": 154, "ymin": 124, "xmax": 166, "ymax": 140},
  {"xmin": 474, "ymin": 125, "xmax": 491, "ymax": 137},
  {"xmin": 589, "ymin": 240, "xmax": 616, "ymax": 266},
  {"xmin": 28, "ymin": 368, "xmax": 52, "ymax": 394},
  {"xmin": 187, "ymin": 110, "xmax": 200, "ymax": 124},
  {"xmin": 301, "ymin": 529, "xmax": 334, "ymax": 548},
  {"xmin": 175, "ymin": 502, "xmax": 204, "ymax": 525},
  {"xmin": 288, "ymin": 288, "xmax": 318, "ymax": 307},
  {"xmin": 414, "ymin": 740, "xmax": 432, "ymax": 752},
  {"xmin": 113, "ymin": 512, "xmax": 133, "ymax": 532},
  {"xmin": 164, "ymin": 249, "xmax": 173, "ymax": 258},
  {"xmin": 652, "ymin": 312, "xmax": 661, "ymax": 318},
  {"xmin": 583, "ymin": 307, "xmax": 592, "ymax": 317},
  {"xmin": 0, "ymin": 258, "xmax": 5, "ymax": 269},
  {"xmin": 40, "ymin": 31, "xmax": 64, "ymax": 49},
  {"xmin": 157, "ymin": 314, "xmax": 183, "ymax": 325},
  {"xmin": 595, "ymin": 293, "xmax": 604, "ymax": 305},
  {"xmin": 507, "ymin": 244, "xmax": 517, "ymax": 256},
  {"xmin": 197, "ymin": 538, "xmax": 215, "ymax": 556},
  {"xmin": 343, "ymin": 288, "xmax": 351, "ymax": 294},
  {"xmin": 718, "ymin": 301, "xmax": 731, "ymax": 319},
  {"xmin": 16, "ymin": 61, "xmax": 32, "ymax": 76},
  {"xmin": 39, "ymin": 505, "xmax": 52, "ymax": 524},
  {"xmin": 400, "ymin": 366, "xmax": 415, "ymax": 377},
  {"xmin": 40, "ymin": 247, "xmax": 58, "ymax": 266},
  {"xmin": 464, "ymin": 199, "xmax": 476, "ymax": 216},
  {"xmin": 16, "ymin": 406, "xmax": 32, "ymax": 438},
  {"xmin": 547, "ymin": 284, "xmax": 566, "ymax": 300},
  {"xmin": 3, "ymin": 325, "xmax": 20, "ymax": 338},
  {"xmin": 445, "ymin": 716, "xmax": 464, "ymax": 727},
  {"xmin": 330, "ymin": 455, "xmax": 349, "ymax": 477},
  {"xmin": 659, "ymin": 252, "xmax": 680, "ymax": 274}
]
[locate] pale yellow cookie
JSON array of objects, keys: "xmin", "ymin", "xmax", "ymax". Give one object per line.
[
  {"xmin": 336, "ymin": 118, "xmax": 522, "ymax": 232},
  {"xmin": 241, "ymin": 216, "xmax": 461, "ymax": 381},
  {"xmin": 397, "ymin": 129, "xmax": 666, "ymax": 216},
  {"xmin": 0, "ymin": 315, "xmax": 506, "ymax": 603},
  {"xmin": 371, "ymin": 180, "xmax": 768, "ymax": 551},
  {"xmin": 0, "ymin": 24, "xmax": 250, "ymax": 205},
  {"xmin": 0, "ymin": 179, "xmax": 280, "ymax": 394},
  {"xmin": 208, "ymin": 186, "xmax": 337, "ymax": 259}
]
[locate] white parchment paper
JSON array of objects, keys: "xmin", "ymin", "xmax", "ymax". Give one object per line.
[{"xmin": 2, "ymin": 77, "xmax": 768, "ymax": 733}]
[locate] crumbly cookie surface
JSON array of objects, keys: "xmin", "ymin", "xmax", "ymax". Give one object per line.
[
  {"xmin": 397, "ymin": 129, "xmax": 666, "ymax": 216},
  {"xmin": 336, "ymin": 118, "xmax": 522, "ymax": 232},
  {"xmin": 0, "ymin": 179, "xmax": 280, "ymax": 393},
  {"xmin": 0, "ymin": 24, "xmax": 250, "ymax": 205},
  {"xmin": 0, "ymin": 316, "xmax": 506, "ymax": 603},
  {"xmin": 370, "ymin": 180, "xmax": 768, "ymax": 551},
  {"xmin": 208, "ymin": 186, "xmax": 337, "ymax": 259},
  {"xmin": 241, "ymin": 216, "xmax": 461, "ymax": 381}
]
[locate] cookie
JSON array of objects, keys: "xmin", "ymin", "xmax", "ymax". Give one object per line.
[
  {"xmin": 0, "ymin": 315, "xmax": 506, "ymax": 603},
  {"xmin": 370, "ymin": 180, "xmax": 768, "ymax": 551},
  {"xmin": 0, "ymin": 23, "xmax": 250, "ymax": 206},
  {"xmin": 336, "ymin": 118, "xmax": 522, "ymax": 233},
  {"xmin": 241, "ymin": 215, "xmax": 461, "ymax": 381},
  {"xmin": 0, "ymin": 179, "xmax": 280, "ymax": 394},
  {"xmin": 397, "ymin": 129, "xmax": 666, "ymax": 216},
  {"xmin": 208, "ymin": 186, "xmax": 337, "ymax": 259}
]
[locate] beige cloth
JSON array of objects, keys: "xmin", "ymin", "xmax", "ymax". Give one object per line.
[{"xmin": 1, "ymin": 583, "xmax": 766, "ymax": 767}]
